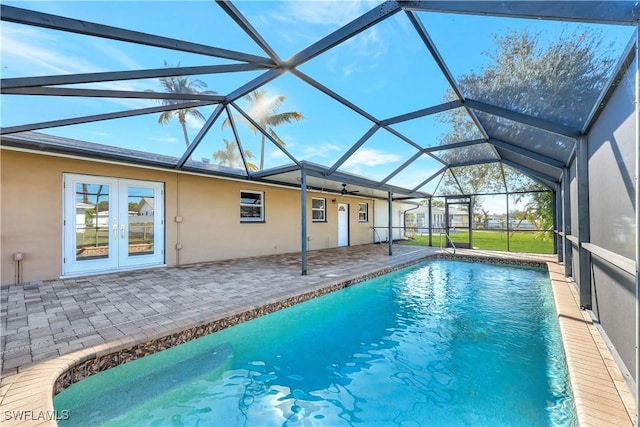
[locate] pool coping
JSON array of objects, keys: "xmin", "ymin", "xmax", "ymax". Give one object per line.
[
  {"xmin": 0, "ymin": 252, "xmax": 636, "ymax": 426},
  {"xmin": 547, "ymin": 262, "xmax": 636, "ymax": 426}
]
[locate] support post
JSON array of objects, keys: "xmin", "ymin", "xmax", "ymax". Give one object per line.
[
  {"xmin": 387, "ymin": 192, "xmax": 393, "ymax": 256},
  {"xmin": 428, "ymin": 198, "xmax": 433, "ymax": 247},
  {"xmin": 576, "ymin": 136, "xmax": 591, "ymax": 309},
  {"xmin": 300, "ymin": 168, "xmax": 308, "ymax": 275},
  {"xmin": 506, "ymin": 193, "xmax": 510, "ymax": 252},
  {"xmin": 562, "ymin": 168, "xmax": 573, "ymax": 277},
  {"xmin": 469, "ymin": 196, "xmax": 474, "ymax": 248},
  {"xmin": 554, "ymin": 188, "xmax": 562, "ymax": 262}
]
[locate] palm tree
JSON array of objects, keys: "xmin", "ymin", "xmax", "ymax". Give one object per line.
[
  {"xmin": 156, "ymin": 62, "xmax": 214, "ymax": 148},
  {"xmin": 213, "ymin": 139, "xmax": 258, "ymax": 171},
  {"xmin": 224, "ymin": 89, "xmax": 303, "ymax": 170}
]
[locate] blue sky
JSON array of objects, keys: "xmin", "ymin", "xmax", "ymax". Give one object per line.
[{"xmin": 1, "ymin": 1, "xmax": 635, "ymax": 212}]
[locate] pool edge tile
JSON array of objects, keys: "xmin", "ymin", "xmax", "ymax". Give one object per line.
[
  {"xmin": 547, "ymin": 261, "xmax": 636, "ymax": 427},
  {"xmin": 0, "ymin": 251, "xmax": 635, "ymax": 426}
]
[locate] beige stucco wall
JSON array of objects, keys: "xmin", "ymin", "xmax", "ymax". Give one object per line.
[{"xmin": 1, "ymin": 149, "xmax": 375, "ymax": 285}]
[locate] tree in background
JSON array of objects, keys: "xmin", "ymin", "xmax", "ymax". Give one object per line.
[
  {"xmin": 224, "ymin": 89, "xmax": 303, "ymax": 170},
  {"xmin": 156, "ymin": 62, "xmax": 215, "ymax": 148},
  {"xmin": 437, "ymin": 28, "xmax": 616, "ymax": 226},
  {"xmin": 213, "ymin": 139, "xmax": 258, "ymax": 171},
  {"xmin": 511, "ymin": 191, "xmax": 554, "ymax": 241}
]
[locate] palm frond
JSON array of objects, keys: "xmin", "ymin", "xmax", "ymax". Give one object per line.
[
  {"xmin": 267, "ymin": 128, "xmax": 285, "ymax": 146},
  {"xmin": 186, "ymin": 108, "xmax": 206, "ymax": 121},
  {"xmin": 265, "ymin": 112, "xmax": 304, "ymax": 127},
  {"xmin": 158, "ymin": 111, "xmax": 173, "ymax": 125}
]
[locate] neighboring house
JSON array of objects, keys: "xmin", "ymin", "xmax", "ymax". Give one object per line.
[
  {"xmin": 74, "ymin": 202, "xmax": 96, "ymax": 233},
  {"xmin": 485, "ymin": 214, "xmax": 536, "ymax": 230},
  {"xmin": 404, "ymin": 205, "xmax": 470, "ymax": 233},
  {"xmin": 95, "ymin": 211, "xmax": 110, "ymax": 227},
  {"xmin": 137, "ymin": 198, "xmax": 155, "ymax": 216}
]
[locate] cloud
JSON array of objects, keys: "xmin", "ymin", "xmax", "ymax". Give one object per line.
[
  {"xmin": 267, "ymin": 141, "xmax": 344, "ymax": 165},
  {"xmin": 185, "ymin": 114, "xmax": 207, "ymax": 131},
  {"xmin": 271, "ymin": 1, "xmax": 379, "ymax": 28},
  {"xmin": 251, "ymin": 1, "xmax": 385, "ymax": 59},
  {"xmin": 342, "ymin": 148, "xmax": 401, "ymax": 168},
  {"xmin": 1, "ymin": 24, "xmax": 95, "ymax": 76},
  {"xmin": 301, "ymin": 143, "xmax": 343, "ymax": 160},
  {"xmin": 151, "ymin": 136, "xmax": 179, "ymax": 144},
  {"xmin": 2, "ymin": 24, "xmax": 156, "ymax": 112},
  {"xmin": 311, "ymin": 18, "xmax": 388, "ymax": 78},
  {"xmin": 88, "ymin": 38, "xmax": 143, "ymax": 71}
]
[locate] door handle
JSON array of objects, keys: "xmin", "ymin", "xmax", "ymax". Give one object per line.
[
  {"xmin": 120, "ymin": 224, "xmax": 126, "ymax": 239},
  {"xmin": 113, "ymin": 224, "xmax": 118, "ymax": 239}
]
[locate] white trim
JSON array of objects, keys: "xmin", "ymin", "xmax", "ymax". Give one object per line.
[
  {"xmin": 62, "ymin": 173, "xmax": 165, "ymax": 276},
  {"xmin": 358, "ymin": 202, "xmax": 368, "ymax": 222},
  {"xmin": 240, "ymin": 189, "xmax": 264, "ymax": 222},
  {"xmin": 311, "ymin": 197, "xmax": 326, "ymax": 222},
  {"xmin": 60, "ymin": 263, "xmax": 167, "ymax": 279}
]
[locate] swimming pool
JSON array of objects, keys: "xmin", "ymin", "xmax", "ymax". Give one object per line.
[{"xmin": 54, "ymin": 259, "xmax": 576, "ymax": 426}]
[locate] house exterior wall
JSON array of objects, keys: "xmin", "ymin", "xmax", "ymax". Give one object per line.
[
  {"xmin": 372, "ymin": 200, "xmax": 418, "ymax": 241},
  {"xmin": 0, "ymin": 149, "xmax": 374, "ymax": 285}
]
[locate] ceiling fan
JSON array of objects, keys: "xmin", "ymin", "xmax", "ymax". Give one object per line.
[{"xmin": 341, "ymin": 183, "xmax": 359, "ymax": 195}]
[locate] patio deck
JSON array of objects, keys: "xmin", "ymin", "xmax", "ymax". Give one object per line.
[{"xmin": 0, "ymin": 244, "xmax": 635, "ymax": 426}]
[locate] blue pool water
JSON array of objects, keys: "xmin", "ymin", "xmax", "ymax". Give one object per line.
[{"xmin": 55, "ymin": 260, "xmax": 576, "ymax": 426}]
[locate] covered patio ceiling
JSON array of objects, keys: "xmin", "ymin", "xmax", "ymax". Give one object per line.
[{"xmin": 1, "ymin": 1, "xmax": 638, "ymax": 200}]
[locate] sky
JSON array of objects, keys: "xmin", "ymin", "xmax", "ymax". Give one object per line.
[{"xmin": 1, "ymin": 1, "xmax": 635, "ymax": 214}]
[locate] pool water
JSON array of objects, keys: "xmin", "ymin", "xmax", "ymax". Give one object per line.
[{"xmin": 55, "ymin": 260, "xmax": 576, "ymax": 426}]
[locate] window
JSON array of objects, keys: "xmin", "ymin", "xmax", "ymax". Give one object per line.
[
  {"xmin": 312, "ymin": 197, "xmax": 326, "ymax": 222},
  {"xmin": 358, "ymin": 202, "xmax": 368, "ymax": 222},
  {"xmin": 240, "ymin": 190, "xmax": 264, "ymax": 222}
]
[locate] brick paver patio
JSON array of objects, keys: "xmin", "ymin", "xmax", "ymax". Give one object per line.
[
  {"xmin": 1, "ymin": 244, "xmax": 439, "ymax": 375},
  {"xmin": 0, "ymin": 244, "xmax": 635, "ymax": 426}
]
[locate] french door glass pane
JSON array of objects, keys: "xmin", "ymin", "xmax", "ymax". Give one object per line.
[
  {"xmin": 127, "ymin": 187, "xmax": 155, "ymax": 256},
  {"xmin": 75, "ymin": 182, "xmax": 110, "ymax": 261}
]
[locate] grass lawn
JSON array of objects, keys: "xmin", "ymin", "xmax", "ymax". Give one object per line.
[{"xmin": 402, "ymin": 229, "xmax": 554, "ymax": 254}]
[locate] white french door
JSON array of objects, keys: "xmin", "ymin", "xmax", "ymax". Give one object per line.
[{"xmin": 63, "ymin": 174, "xmax": 165, "ymax": 276}]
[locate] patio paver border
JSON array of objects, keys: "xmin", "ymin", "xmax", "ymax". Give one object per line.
[{"xmin": 0, "ymin": 248, "xmax": 636, "ymax": 426}]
